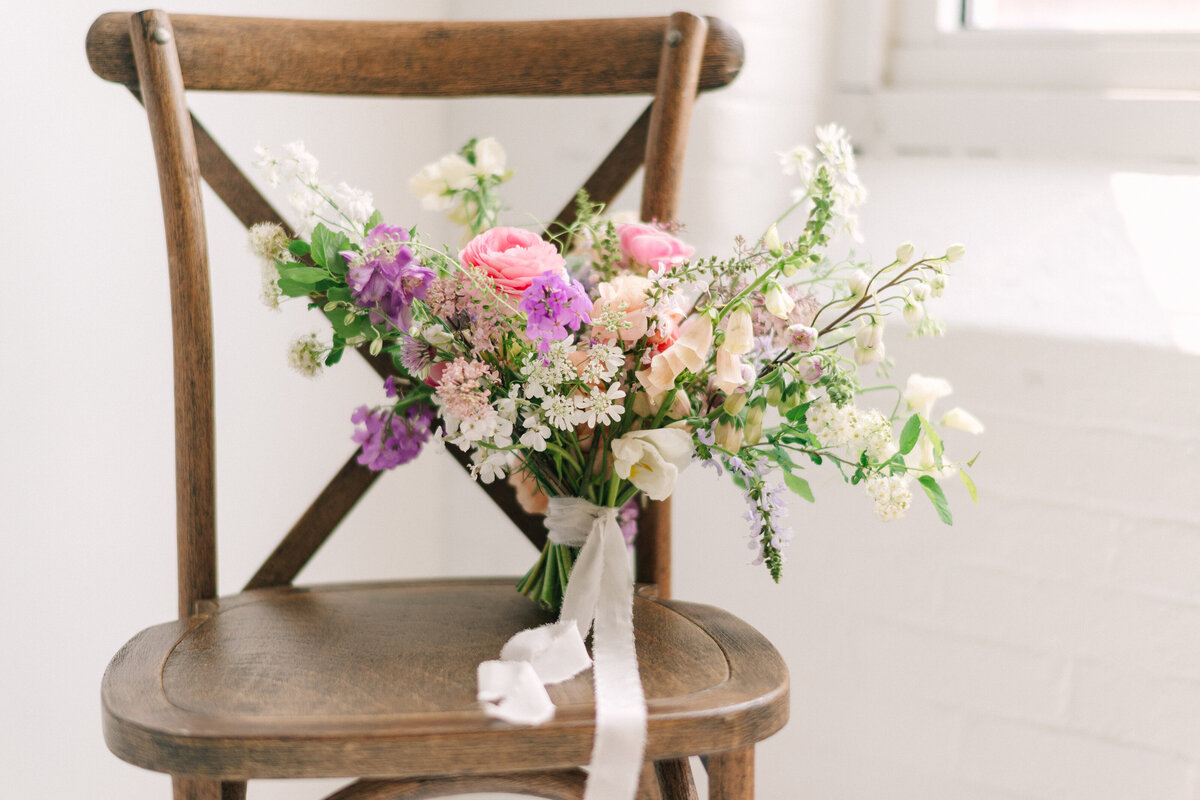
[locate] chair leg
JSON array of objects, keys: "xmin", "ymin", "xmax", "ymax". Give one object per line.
[
  {"xmin": 172, "ymin": 777, "xmax": 222, "ymax": 800},
  {"xmin": 654, "ymin": 758, "xmax": 697, "ymax": 799},
  {"xmin": 223, "ymin": 782, "xmax": 247, "ymax": 800},
  {"xmin": 707, "ymin": 747, "xmax": 753, "ymax": 800}
]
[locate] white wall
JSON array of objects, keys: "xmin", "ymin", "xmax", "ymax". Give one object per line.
[{"xmin": 4, "ymin": 2, "xmax": 1200, "ymax": 800}]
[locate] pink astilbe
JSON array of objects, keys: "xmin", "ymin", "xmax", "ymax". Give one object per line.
[
  {"xmin": 434, "ymin": 357, "xmax": 498, "ymax": 422},
  {"xmin": 424, "ymin": 268, "xmax": 508, "ymax": 353}
]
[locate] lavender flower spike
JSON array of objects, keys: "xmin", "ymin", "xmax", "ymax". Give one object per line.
[{"xmin": 518, "ymin": 271, "xmax": 593, "ymax": 355}]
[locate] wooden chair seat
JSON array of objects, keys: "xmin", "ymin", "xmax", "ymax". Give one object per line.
[{"xmin": 103, "ymin": 578, "xmax": 788, "ymax": 782}]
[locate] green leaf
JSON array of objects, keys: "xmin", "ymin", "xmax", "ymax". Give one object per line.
[
  {"xmin": 308, "ymin": 224, "xmax": 333, "ymax": 267},
  {"xmin": 783, "ymin": 472, "xmax": 815, "ymax": 502},
  {"xmin": 310, "ymin": 224, "xmax": 352, "ymax": 272},
  {"xmin": 917, "ymin": 475, "xmax": 953, "ymax": 525},
  {"xmin": 287, "ymin": 239, "xmax": 310, "ymax": 257},
  {"xmin": 785, "ymin": 402, "xmax": 812, "ymax": 423},
  {"xmin": 772, "ymin": 446, "xmax": 797, "ymax": 471},
  {"xmin": 325, "ymin": 307, "xmax": 363, "ymax": 338},
  {"xmin": 898, "ymin": 414, "xmax": 922, "ymax": 455},
  {"xmin": 365, "ymin": 209, "xmax": 384, "ymax": 231},
  {"xmin": 919, "ymin": 416, "xmax": 945, "ymax": 465},
  {"xmin": 277, "ymin": 278, "xmax": 312, "ymax": 298},
  {"xmin": 959, "ymin": 468, "xmax": 979, "ymax": 504},
  {"xmin": 324, "ymin": 346, "xmax": 344, "ymax": 367},
  {"xmin": 277, "ymin": 265, "xmax": 329, "ymax": 285}
]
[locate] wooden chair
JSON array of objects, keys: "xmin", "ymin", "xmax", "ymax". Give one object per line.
[{"xmin": 87, "ymin": 10, "xmax": 788, "ymax": 800}]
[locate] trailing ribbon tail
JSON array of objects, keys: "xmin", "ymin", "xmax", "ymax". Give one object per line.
[{"xmin": 476, "ymin": 497, "xmax": 647, "ymax": 800}]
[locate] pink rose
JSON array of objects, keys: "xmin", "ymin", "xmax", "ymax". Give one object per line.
[
  {"xmin": 617, "ymin": 223, "xmax": 694, "ymax": 274},
  {"xmin": 459, "ymin": 226, "xmax": 566, "ymax": 296},
  {"xmin": 592, "ymin": 275, "xmax": 652, "ymax": 344}
]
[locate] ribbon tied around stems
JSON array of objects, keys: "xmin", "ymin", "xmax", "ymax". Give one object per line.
[{"xmin": 477, "ymin": 497, "xmax": 647, "ymax": 800}]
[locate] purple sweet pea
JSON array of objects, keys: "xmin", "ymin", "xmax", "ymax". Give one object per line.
[
  {"xmin": 517, "ymin": 271, "xmax": 593, "ymax": 355},
  {"xmin": 351, "ymin": 403, "xmax": 435, "ymax": 471},
  {"xmin": 343, "ymin": 224, "xmax": 434, "ymax": 331}
]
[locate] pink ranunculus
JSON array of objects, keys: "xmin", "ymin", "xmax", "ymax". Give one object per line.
[
  {"xmin": 459, "ymin": 226, "xmax": 566, "ymax": 297},
  {"xmin": 617, "ymin": 223, "xmax": 695, "ymax": 275}
]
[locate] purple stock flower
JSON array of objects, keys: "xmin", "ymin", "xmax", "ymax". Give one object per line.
[
  {"xmin": 517, "ymin": 271, "xmax": 592, "ymax": 355},
  {"xmin": 617, "ymin": 498, "xmax": 640, "ymax": 549},
  {"xmin": 351, "ymin": 402, "xmax": 435, "ymax": 471},
  {"xmin": 343, "ymin": 224, "xmax": 434, "ymax": 331}
]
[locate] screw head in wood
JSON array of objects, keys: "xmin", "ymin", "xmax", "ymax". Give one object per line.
[
  {"xmin": 151, "ymin": 26, "xmax": 172, "ymax": 44},
  {"xmin": 666, "ymin": 28, "xmax": 683, "ymax": 46}
]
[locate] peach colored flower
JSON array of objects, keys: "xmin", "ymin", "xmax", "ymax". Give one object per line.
[
  {"xmin": 617, "ymin": 223, "xmax": 694, "ymax": 275},
  {"xmin": 714, "ymin": 345, "xmax": 746, "ymax": 394},
  {"xmin": 591, "ymin": 275, "xmax": 653, "ymax": 344},
  {"xmin": 659, "ymin": 315, "xmax": 713, "ymax": 375},
  {"xmin": 507, "ymin": 469, "xmax": 550, "ymax": 515},
  {"xmin": 459, "ymin": 226, "xmax": 565, "ymax": 297}
]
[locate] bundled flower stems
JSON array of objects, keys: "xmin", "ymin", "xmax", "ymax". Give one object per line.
[{"xmin": 251, "ymin": 127, "xmax": 982, "ymax": 611}]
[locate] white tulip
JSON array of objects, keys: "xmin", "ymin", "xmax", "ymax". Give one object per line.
[
  {"xmin": 611, "ymin": 428, "xmax": 694, "ymax": 501},
  {"xmin": 945, "ymin": 243, "xmax": 966, "ymax": 262}
]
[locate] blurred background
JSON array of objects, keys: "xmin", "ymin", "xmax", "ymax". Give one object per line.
[{"xmin": 3, "ymin": 1, "xmax": 1199, "ymax": 798}]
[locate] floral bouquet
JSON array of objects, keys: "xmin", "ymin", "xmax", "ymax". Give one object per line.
[{"xmin": 250, "ymin": 126, "xmax": 981, "ymax": 612}]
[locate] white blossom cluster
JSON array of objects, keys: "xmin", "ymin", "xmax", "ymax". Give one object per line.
[
  {"xmin": 254, "ymin": 141, "xmax": 375, "ymax": 239},
  {"xmin": 779, "ymin": 123, "xmax": 867, "ymax": 241}
]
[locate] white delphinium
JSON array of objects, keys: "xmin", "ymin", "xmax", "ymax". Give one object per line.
[
  {"xmin": 472, "ymin": 137, "xmax": 507, "ymax": 177},
  {"xmin": 865, "ymin": 474, "xmax": 913, "ymax": 521},
  {"xmin": 287, "ymin": 333, "xmax": 324, "ymax": 378},
  {"xmin": 409, "ymin": 152, "xmax": 475, "ymax": 211},
  {"xmin": 331, "ymin": 181, "xmax": 375, "ymax": 233}
]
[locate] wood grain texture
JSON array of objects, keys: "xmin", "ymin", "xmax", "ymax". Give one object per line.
[
  {"xmin": 641, "ymin": 12, "xmax": 707, "ymax": 225},
  {"xmin": 101, "ymin": 580, "xmax": 787, "ymax": 780},
  {"xmin": 130, "ymin": 10, "xmax": 217, "ymax": 619},
  {"xmin": 245, "ymin": 453, "xmax": 382, "ymax": 590},
  {"xmin": 638, "ymin": 762, "xmax": 665, "ymax": 800},
  {"xmin": 87, "ymin": 14, "xmax": 743, "ymax": 97},
  {"xmin": 655, "ymin": 758, "xmax": 698, "ymax": 800},
  {"xmin": 552, "ymin": 104, "xmax": 653, "ymax": 230},
  {"xmin": 323, "ymin": 772, "xmax": 585, "ymax": 799},
  {"xmin": 708, "ymin": 747, "xmax": 754, "ymax": 800}
]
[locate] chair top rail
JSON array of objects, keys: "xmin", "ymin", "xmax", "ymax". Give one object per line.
[{"xmin": 87, "ymin": 13, "xmax": 744, "ymax": 96}]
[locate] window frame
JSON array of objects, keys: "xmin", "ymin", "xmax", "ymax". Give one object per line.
[{"xmin": 834, "ymin": 0, "xmax": 1200, "ymax": 161}]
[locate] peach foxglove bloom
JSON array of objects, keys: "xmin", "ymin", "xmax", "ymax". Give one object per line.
[
  {"xmin": 611, "ymin": 428, "xmax": 693, "ymax": 501},
  {"xmin": 721, "ymin": 307, "xmax": 754, "ymax": 355},
  {"xmin": 660, "ymin": 315, "xmax": 713, "ymax": 374},
  {"xmin": 764, "ymin": 224, "xmax": 783, "ymax": 256},
  {"xmin": 714, "ymin": 346, "xmax": 746, "ymax": 394},
  {"xmin": 763, "ymin": 282, "xmax": 795, "ymax": 319}
]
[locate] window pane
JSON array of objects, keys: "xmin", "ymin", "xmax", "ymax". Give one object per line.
[{"xmin": 965, "ymin": 0, "xmax": 1200, "ymax": 32}]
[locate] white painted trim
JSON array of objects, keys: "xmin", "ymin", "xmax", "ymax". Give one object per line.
[{"xmin": 835, "ymin": 0, "xmax": 1200, "ymax": 161}]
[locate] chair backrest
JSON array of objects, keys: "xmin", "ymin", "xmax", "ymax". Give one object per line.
[{"xmin": 87, "ymin": 10, "xmax": 743, "ymax": 619}]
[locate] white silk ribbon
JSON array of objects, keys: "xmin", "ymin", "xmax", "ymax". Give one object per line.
[{"xmin": 477, "ymin": 497, "xmax": 646, "ymax": 800}]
